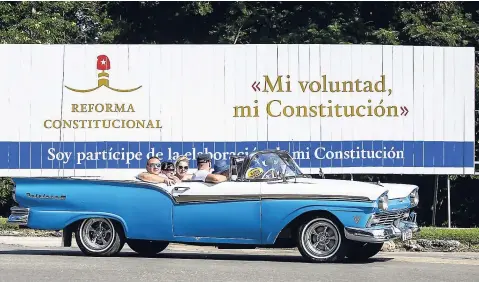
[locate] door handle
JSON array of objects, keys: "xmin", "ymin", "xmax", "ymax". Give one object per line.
[{"xmin": 172, "ymin": 186, "xmax": 190, "ymax": 193}]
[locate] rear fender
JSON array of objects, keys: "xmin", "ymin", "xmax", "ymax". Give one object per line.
[{"xmin": 62, "ymin": 212, "xmax": 128, "ymax": 232}]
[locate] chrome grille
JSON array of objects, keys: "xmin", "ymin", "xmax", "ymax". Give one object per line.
[{"xmin": 369, "ymin": 209, "xmax": 409, "ymax": 227}]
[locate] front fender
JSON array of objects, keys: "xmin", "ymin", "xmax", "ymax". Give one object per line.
[{"xmin": 264, "ymin": 205, "xmax": 373, "ymax": 244}]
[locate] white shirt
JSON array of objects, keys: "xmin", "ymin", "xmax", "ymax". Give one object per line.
[{"xmin": 191, "ymin": 170, "xmax": 209, "ymax": 181}]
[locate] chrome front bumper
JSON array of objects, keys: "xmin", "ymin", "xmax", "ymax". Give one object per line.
[
  {"xmin": 7, "ymin": 207, "xmax": 30, "ymax": 225},
  {"xmin": 344, "ymin": 214, "xmax": 419, "ymax": 243}
]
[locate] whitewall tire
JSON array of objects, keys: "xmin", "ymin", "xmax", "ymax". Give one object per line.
[
  {"xmin": 75, "ymin": 217, "xmax": 125, "ymax": 257},
  {"xmin": 297, "ymin": 217, "xmax": 347, "ymax": 263}
]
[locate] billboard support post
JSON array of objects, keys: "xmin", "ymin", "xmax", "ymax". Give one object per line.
[
  {"xmin": 447, "ymin": 175, "xmax": 451, "ymax": 228},
  {"xmin": 432, "ymin": 175, "xmax": 439, "ymax": 226}
]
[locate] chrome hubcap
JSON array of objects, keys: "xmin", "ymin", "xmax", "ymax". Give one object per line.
[
  {"xmin": 81, "ymin": 218, "xmax": 115, "ymax": 252},
  {"xmin": 302, "ymin": 220, "xmax": 340, "ymax": 258}
]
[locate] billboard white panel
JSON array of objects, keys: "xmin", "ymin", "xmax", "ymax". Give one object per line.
[{"xmin": 0, "ymin": 44, "xmax": 475, "ymax": 176}]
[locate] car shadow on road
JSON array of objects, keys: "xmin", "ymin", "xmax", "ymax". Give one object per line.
[{"xmin": 0, "ymin": 248, "xmax": 393, "ymax": 264}]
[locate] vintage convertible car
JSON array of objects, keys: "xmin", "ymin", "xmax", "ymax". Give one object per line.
[{"xmin": 7, "ymin": 150, "xmax": 419, "ymax": 263}]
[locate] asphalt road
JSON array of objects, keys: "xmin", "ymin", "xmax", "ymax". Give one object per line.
[{"xmin": 0, "ymin": 243, "xmax": 478, "ymax": 282}]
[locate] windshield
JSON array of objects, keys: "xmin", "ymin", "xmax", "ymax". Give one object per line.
[
  {"xmin": 245, "ymin": 151, "xmax": 305, "ymax": 180},
  {"xmin": 279, "ymin": 152, "xmax": 305, "ymax": 176}
]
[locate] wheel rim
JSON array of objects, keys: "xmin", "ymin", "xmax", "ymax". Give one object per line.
[
  {"xmin": 79, "ymin": 218, "xmax": 116, "ymax": 253},
  {"xmin": 301, "ymin": 219, "xmax": 341, "ymax": 259}
]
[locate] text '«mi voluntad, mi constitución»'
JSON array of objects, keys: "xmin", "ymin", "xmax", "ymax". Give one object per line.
[{"xmin": 234, "ymin": 74, "xmax": 409, "ymax": 118}]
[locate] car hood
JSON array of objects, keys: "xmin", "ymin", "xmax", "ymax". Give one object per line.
[{"xmin": 262, "ymin": 178, "xmax": 418, "ymax": 201}]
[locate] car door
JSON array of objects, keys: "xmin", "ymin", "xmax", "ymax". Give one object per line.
[{"xmin": 171, "ymin": 180, "xmax": 262, "ymax": 244}]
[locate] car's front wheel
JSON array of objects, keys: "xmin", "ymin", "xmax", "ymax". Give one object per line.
[
  {"xmin": 346, "ymin": 242, "xmax": 384, "ymax": 261},
  {"xmin": 75, "ymin": 217, "xmax": 125, "ymax": 257},
  {"xmin": 127, "ymin": 239, "xmax": 169, "ymax": 256},
  {"xmin": 297, "ymin": 216, "xmax": 348, "ymax": 263}
]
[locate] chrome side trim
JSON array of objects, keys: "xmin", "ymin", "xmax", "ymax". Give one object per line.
[
  {"xmin": 344, "ymin": 214, "xmax": 419, "ymax": 243},
  {"xmin": 7, "ymin": 207, "xmax": 30, "ymax": 225},
  {"xmin": 12, "ymin": 177, "xmax": 178, "ymax": 203},
  {"xmin": 12, "ymin": 177, "xmax": 372, "ymax": 205},
  {"xmin": 261, "ymin": 194, "xmax": 371, "ymax": 202},
  {"xmin": 174, "ymin": 194, "xmax": 261, "ymax": 203},
  {"xmin": 173, "ymin": 194, "xmax": 372, "ymax": 204}
]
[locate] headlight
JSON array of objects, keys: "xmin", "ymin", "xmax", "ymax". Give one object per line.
[
  {"xmin": 378, "ymin": 193, "xmax": 388, "ymax": 211},
  {"xmin": 409, "ymin": 188, "xmax": 419, "ymax": 207}
]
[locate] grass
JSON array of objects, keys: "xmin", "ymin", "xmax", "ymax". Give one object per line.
[
  {"xmin": 412, "ymin": 227, "xmax": 479, "ymax": 246},
  {"xmin": 0, "ymin": 217, "xmax": 18, "ymax": 230}
]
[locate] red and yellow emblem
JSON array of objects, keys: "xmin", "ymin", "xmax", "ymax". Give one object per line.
[{"xmin": 64, "ymin": 54, "xmax": 142, "ymax": 93}]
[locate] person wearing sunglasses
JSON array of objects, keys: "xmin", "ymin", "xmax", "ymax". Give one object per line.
[
  {"xmin": 174, "ymin": 155, "xmax": 192, "ymax": 181},
  {"xmin": 136, "ymin": 156, "xmax": 176, "ymax": 186},
  {"xmin": 161, "ymin": 161, "xmax": 175, "ymax": 177},
  {"xmin": 163, "ymin": 161, "xmax": 182, "ymax": 183}
]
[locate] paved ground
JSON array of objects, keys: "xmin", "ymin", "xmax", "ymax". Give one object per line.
[{"xmin": 0, "ymin": 237, "xmax": 478, "ymax": 282}]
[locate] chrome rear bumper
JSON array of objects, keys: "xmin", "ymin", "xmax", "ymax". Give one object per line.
[
  {"xmin": 7, "ymin": 207, "xmax": 30, "ymax": 225},
  {"xmin": 344, "ymin": 213, "xmax": 419, "ymax": 243}
]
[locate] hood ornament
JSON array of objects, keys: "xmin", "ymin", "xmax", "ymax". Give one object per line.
[{"xmin": 375, "ymin": 177, "xmax": 384, "ymax": 187}]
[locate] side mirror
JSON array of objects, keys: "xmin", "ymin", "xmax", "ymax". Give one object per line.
[{"xmin": 319, "ymin": 168, "xmax": 325, "ymax": 179}]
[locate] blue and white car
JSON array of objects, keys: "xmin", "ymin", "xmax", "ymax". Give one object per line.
[{"xmin": 8, "ymin": 149, "xmax": 419, "ymax": 262}]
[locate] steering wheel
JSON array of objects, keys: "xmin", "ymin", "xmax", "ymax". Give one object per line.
[{"xmin": 262, "ymin": 168, "xmax": 277, "ymax": 179}]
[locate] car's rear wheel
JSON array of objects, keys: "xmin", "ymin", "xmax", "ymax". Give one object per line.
[
  {"xmin": 75, "ymin": 217, "xmax": 125, "ymax": 257},
  {"xmin": 297, "ymin": 216, "xmax": 347, "ymax": 263},
  {"xmin": 346, "ymin": 242, "xmax": 383, "ymax": 261},
  {"xmin": 127, "ymin": 239, "xmax": 169, "ymax": 256}
]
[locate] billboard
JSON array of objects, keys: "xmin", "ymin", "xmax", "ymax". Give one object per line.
[{"xmin": 0, "ymin": 44, "xmax": 475, "ymax": 177}]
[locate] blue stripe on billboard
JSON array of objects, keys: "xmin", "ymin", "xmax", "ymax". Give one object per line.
[{"xmin": 0, "ymin": 141, "xmax": 474, "ymax": 170}]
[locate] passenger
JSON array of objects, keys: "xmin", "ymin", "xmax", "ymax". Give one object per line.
[
  {"xmin": 162, "ymin": 161, "xmax": 181, "ymax": 183},
  {"xmin": 191, "ymin": 153, "xmax": 211, "ymax": 181},
  {"xmin": 136, "ymin": 156, "xmax": 176, "ymax": 186},
  {"xmin": 205, "ymin": 160, "xmax": 230, "ymax": 183},
  {"xmin": 161, "ymin": 161, "xmax": 175, "ymax": 177},
  {"xmin": 175, "ymin": 155, "xmax": 192, "ymax": 181}
]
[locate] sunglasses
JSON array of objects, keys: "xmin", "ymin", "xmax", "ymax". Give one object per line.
[
  {"xmin": 178, "ymin": 166, "xmax": 189, "ymax": 170},
  {"xmin": 148, "ymin": 163, "xmax": 161, "ymax": 168}
]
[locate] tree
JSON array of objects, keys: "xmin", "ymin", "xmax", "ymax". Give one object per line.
[{"xmin": 0, "ymin": 1, "xmax": 121, "ymax": 44}]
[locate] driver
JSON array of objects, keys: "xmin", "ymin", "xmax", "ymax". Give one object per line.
[{"xmin": 205, "ymin": 160, "xmax": 230, "ymax": 183}]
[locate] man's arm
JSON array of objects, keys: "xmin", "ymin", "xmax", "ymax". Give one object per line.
[
  {"xmin": 168, "ymin": 174, "xmax": 181, "ymax": 183},
  {"xmin": 205, "ymin": 174, "xmax": 227, "ymax": 184},
  {"xmin": 137, "ymin": 172, "xmax": 175, "ymax": 185}
]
